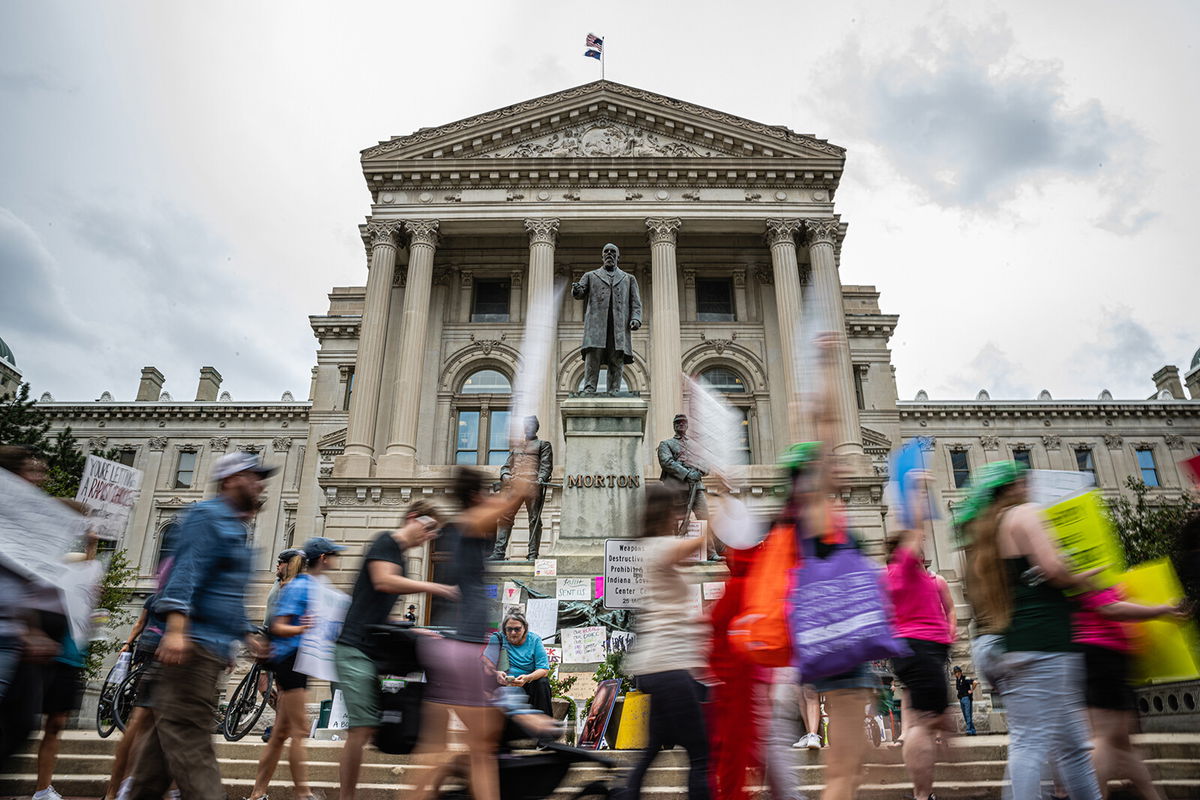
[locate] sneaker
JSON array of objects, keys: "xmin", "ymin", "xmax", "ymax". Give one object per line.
[
  {"xmin": 32, "ymin": 788, "xmax": 63, "ymax": 800},
  {"xmin": 166, "ymin": 791, "xmax": 182, "ymax": 800},
  {"xmin": 261, "ymin": 725, "xmax": 273, "ymax": 742},
  {"xmin": 791, "ymin": 738, "xmax": 807, "ymax": 748},
  {"xmin": 807, "ymin": 733, "xmax": 822, "ymax": 749}
]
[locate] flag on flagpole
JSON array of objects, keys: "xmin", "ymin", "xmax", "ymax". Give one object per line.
[{"xmin": 584, "ymin": 32, "xmax": 603, "ymax": 60}]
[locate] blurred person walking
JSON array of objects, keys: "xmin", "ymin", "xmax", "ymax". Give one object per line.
[
  {"xmin": 247, "ymin": 537, "xmax": 345, "ymax": 800},
  {"xmin": 791, "ymin": 685, "xmax": 823, "ymax": 750},
  {"xmin": 334, "ymin": 501, "xmax": 457, "ymax": 800},
  {"xmin": 257, "ymin": 548, "xmax": 304, "ymax": 743},
  {"xmin": 127, "ymin": 452, "xmax": 276, "ymax": 800},
  {"xmin": 951, "ymin": 667, "xmax": 976, "ymax": 736},
  {"xmin": 618, "ymin": 482, "xmax": 712, "ymax": 800},
  {"xmin": 959, "ymin": 461, "xmax": 1101, "ymax": 800}
]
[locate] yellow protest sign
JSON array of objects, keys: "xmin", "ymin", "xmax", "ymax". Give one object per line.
[
  {"xmin": 1120, "ymin": 559, "xmax": 1200, "ymax": 684},
  {"xmin": 1042, "ymin": 490, "xmax": 1125, "ymax": 590}
]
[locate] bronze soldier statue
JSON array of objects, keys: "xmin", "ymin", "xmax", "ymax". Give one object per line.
[
  {"xmin": 572, "ymin": 243, "xmax": 642, "ymax": 393},
  {"xmin": 657, "ymin": 413, "xmax": 709, "ymax": 527},
  {"xmin": 490, "ymin": 415, "xmax": 553, "ymax": 561}
]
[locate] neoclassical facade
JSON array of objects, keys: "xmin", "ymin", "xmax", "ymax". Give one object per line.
[{"xmin": 32, "ymin": 82, "xmax": 1200, "ymax": 622}]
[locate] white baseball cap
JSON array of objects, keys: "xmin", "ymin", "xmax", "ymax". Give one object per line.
[{"xmin": 210, "ymin": 452, "xmax": 278, "ymax": 482}]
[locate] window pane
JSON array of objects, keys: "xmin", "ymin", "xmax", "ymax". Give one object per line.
[
  {"xmin": 487, "ymin": 410, "xmax": 511, "ymax": 465},
  {"xmin": 174, "ymin": 451, "xmax": 196, "ymax": 489},
  {"xmin": 1075, "ymin": 448, "xmax": 1096, "ymax": 481},
  {"xmin": 343, "ymin": 369, "xmax": 355, "ymax": 411},
  {"xmin": 951, "ymin": 450, "xmax": 971, "ymax": 489},
  {"xmin": 118, "ymin": 450, "xmax": 136, "ymax": 467},
  {"xmin": 1013, "ymin": 449, "xmax": 1032, "ymax": 470},
  {"xmin": 455, "ymin": 411, "xmax": 480, "ymax": 463},
  {"xmin": 733, "ymin": 407, "xmax": 752, "ymax": 464},
  {"xmin": 577, "ymin": 371, "xmax": 628, "ymax": 393},
  {"xmin": 471, "ymin": 279, "xmax": 511, "ymax": 322},
  {"xmin": 696, "ymin": 278, "xmax": 734, "ymax": 322},
  {"xmin": 1137, "ymin": 448, "xmax": 1158, "ymax": 486},
  {"xmin": 461, "ymin": 369, "xmax": 512, "ymax": 395},
  {"xmin": 699, "ymin": 367, "xmax": 746, "ymax": 393}
]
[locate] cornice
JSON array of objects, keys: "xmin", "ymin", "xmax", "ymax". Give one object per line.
[
  {"xmin": 898, "ymin": 402, "xmax": 1200, "ymax": 420},
  {"xmin": 846, "ymin": 314, "xmax": 899, "ymax": 340},
  {"xmin": 38, "ymin": 403, "xmax": 311, "ymax": 422},
  {"xmin": 310, "ymin": 315, "xmax": 362, "ymax": 339}
]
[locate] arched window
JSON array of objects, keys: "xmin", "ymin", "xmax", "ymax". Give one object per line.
[
  {"xmin": 453, "ymin": 368, "xmax": 512, "ymax": 465},
  {"xmin": 699, "ymin": 366, "xmax": 753, "ymax": 464}
]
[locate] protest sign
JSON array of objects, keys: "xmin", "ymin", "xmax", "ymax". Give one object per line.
[
  {"xmin": 1043, "ymin": 490, "xmax": 1125, "ymax": 590},
  {"xmin": 502, "ymin": 581, "xmax": 521, "ymax": 605},
  {"xmin": 544, "ymin": 645, "xmax": 561, "ymax": 665},
  {"xmin": 604, "ymin": 538, "xmax": 650, "ymax": 609},
  {"xmin": 556, "ymin": 577, "xmax": 591, "ymax": 601},
  {"xmin": 327, "ymin": 690, "xmax": 350, "ymax": 730},
  {"xmin": 1026, "ymin": 469, "xmax": 1095, "ymax": 509},
  {"xmin": 0, "ymin": 467, "xmax": 86, "ymax": 584},
  {"xmin": 295, "ymin": 576, "xmax": 351, "ymax": 682},
  {"xmin": 534, "ymin": 558, "xmax": 557, "ymax": 576},
  {"xmin": 1121, "ymin": 559, "xmax": 1200, "ymax": 684},
  {"xmin": 561, "ymin": 625, "xmax": 607, "ymax": 663},
  {"xmin": 74, "ymin": 455, "xmax": 142, "ymax": 541},
  {"xmin": 702, "ymin": 581, "xmax": 726, "ymax": 601},
  {"xmin": 608, "ymin": 630, "xmax": 636, "ymax": 654},
  {"xmin": 526, "ymin": 597, "xmax": 558, "ymax": 639}
]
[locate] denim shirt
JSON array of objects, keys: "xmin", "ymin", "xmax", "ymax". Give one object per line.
[{"xmin": 154, "ymin": 497, "xmax": 254, "ymax": 660}]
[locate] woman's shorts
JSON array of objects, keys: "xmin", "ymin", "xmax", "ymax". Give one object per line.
[
  {"xmin": 270, "ymin": 651, "xmax": 309, "ymax": 692},
  {"xmin": 420, "ymin": 636, "xmax": 492, "ymax": 707},
  {"xmin": 810, "ymin": 662, "xmax": 878, "ymax": 693},
  {"xmin": 891, "ymin": 639, "xmax": 950, "ymax": 713},
  {"xmin": 1082, "ymin": 644, "xmax": 1136, "ymax": 711}
]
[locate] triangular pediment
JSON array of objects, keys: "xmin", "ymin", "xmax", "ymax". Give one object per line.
[{"xmin": 362, "ymin": 80, "xmax": 844, "ymax": 163}]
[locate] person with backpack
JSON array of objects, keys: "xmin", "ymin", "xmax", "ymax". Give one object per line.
[{"xmin": 247, "ymin": 537, "xmax": 345, "ymax": 800}]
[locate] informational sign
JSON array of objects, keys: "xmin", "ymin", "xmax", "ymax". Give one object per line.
[
  {"xmin": 534, "ymin": 558, "xmax": 557, "ymax": 576},
  {"xmin": 295, "ymin": 576, "xmax": 351, "ymax": 682},
  {"xmin": 525, "ymin": 597, "xmax": 558, "ymax": 639},
  {"xmin": 1027, "ymin": 469, "xmax": 1095, "ymax": 509},
  {"xmin": 1043, "ymin": 490, "xmax": 1125, "ymax": 590},
  {"xmin": 556, "ymin": 577, "xmax": 591, "ymax": 601},
  {"xmin": 74, "ymin": 455, "xmax": 142, "ymax": 541},
  {"xmin": 603, "ymin": 538, "xmax": 650, "ymax": 609},
  {"xmin": 0, "ymin": 467, "xmax": 86, "ymax": 584},
  {"xmin": 702, "ymin": 581, "xmax": 726, "ymax": 601},
  {"xmin": 502, "ymin": 581, "xmax": 521, "ymax": 605},
  {"xmin": 1121, "ymin": 559, "xmax": 1200, "ymax": 683},
  {"xmin": 561, "ymin": 625, "xmax": 607, "ymax": 663}
]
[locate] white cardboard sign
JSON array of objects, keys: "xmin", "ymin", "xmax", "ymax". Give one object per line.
[
  {"xmin": 556, "ymin": 577, "xmax": 591, "ymax": 601},
  {"xmin": 74, "ymin": 455, "xmax": 142, "ymax": 541},
  {"xmin": 525, "ymin": 597, "xmax": 558, "ymax": 639},
  {"xmin": 295, "ymin": 576, "xmax": 351, "ymax": 682},
  {"xmin": 561, "ymin": 625, "xmax": 607, "ymax": 663}
]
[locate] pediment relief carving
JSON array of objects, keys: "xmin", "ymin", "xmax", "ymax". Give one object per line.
[{"xmin": 478, "ymin": 120, "xmax": 726, "ymax": 159}]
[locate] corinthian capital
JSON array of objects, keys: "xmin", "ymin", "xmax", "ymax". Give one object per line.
[
  {"xmin": 645, "ymin": 217, "xmax": 682, "ymax": 245},
  {"xmin": 404, "ymin": 219, "xmax": 440, "ymax": 248},
  {"xmin": 524, "ymin": 218, "xmax": 560, "ymax": 246},
  {"xmin": 764, "ymin": 218, "xmax": 802, "ymax": 247},
  {"xmin": 804, "ymin": 218, "xmax": 840, "ymax": 247},
  {"xmin": 365, "ymin": 220, "xmax": 403, "ymax": 249}
]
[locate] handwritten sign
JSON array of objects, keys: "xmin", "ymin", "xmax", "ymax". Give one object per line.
[
  {"xmin": 534, "ymin": 558, "xmax": 557, "ymax": 576},
  {"xmin": 603, "ymin": 538, "xmax": 650, "ymax": 609},
  {"xmin": 295, "ymin": 576, "xmax": 351, "ymax": 682},
  {"xmin": 562, "ymin": 625, "xmax": 607, "ymax": 663},
  {"xmin": 75, "ymin": 455, "xmax": 142, "ymax": 541},
  {"xmin": 556, "ymin": 577, "xmax": 591, "ymax": 601},
  {"xmin": 526, "ymin": 597, "xmax": 558, "ymax": 639},
  {"xmin": 608, "ymin": 630, "xmax": 636, "ymax": 654},
  {"xmin": 502, "ymin": 581, "xmax": 521, "ymax": 605},
  {"xmin": 327, "ymin": 689, "xmax": 350, "ymax": 730}
]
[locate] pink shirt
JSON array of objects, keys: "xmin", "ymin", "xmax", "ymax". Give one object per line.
[
  {"xmin": 886, "ymin": 545, "xmax": 953, "ymax": 644},
  {"xmin": 1073, "ymin": 587, "xmax": 1133, "ymax": 653}
]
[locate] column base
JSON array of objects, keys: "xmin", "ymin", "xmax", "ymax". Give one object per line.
[
  {"xmin": 333, "ymin": 453, "xmax": 374, "ymax": 478},
  {"xmin": 376, "ymin": 451, "xmax": 418, "ymax": 478}
]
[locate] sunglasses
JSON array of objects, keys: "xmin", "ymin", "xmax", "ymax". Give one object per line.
[{"xmin": 504, "ymin": 627, "xmax": 524, "ymax": 634}]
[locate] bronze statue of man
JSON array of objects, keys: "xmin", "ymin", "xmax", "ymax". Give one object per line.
[
  {"xmin": 657, "ymin": 413, "xmax": 709, "ymax": 522},
  {"xmin": 490, "ymin": 415, "xmax": 553, "ymax": 561},
  {"xmin": 572, "ymin": 243, "xmax": 642, "ymax": 393}
]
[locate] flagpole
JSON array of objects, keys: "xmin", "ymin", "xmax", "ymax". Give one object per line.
[{"xmin": 601, "ymin": 39, "xmax": 606, "ymax": 80}]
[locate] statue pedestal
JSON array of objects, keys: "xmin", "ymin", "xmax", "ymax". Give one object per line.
[{"xmin": 554, "ymin": 396, "xmax": 647, "ymax": 555}]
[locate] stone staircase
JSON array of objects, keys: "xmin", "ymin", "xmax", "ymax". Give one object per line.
[{"xmin": 5, "ymin": 731, "xmax": 1200, "ymax": 799}]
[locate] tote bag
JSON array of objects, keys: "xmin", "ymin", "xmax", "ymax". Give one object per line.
[{"xmin": 790, "ymin": 539, "xmax": 908, "ymax": 681}]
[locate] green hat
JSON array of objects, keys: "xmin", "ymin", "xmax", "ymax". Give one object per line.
[
  {"xmin": 780, "ymin": 441, "xmax": 822, "ymax": 474},
  {"xmin": 953, "ymin": 460, "xmax": 1026, "ymax": 542}
]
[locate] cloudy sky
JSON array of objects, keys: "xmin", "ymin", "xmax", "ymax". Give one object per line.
[{"xmin": 1, "ymin": 1, "xmax": 1196, "ymax": 404}]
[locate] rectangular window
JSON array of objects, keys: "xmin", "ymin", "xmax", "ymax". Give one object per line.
[
  {"xmin": 117, "ymin": 449, "xmax": 137, "ymax": 467},
  {"xmin": 950, "ymin": 450, "xmax": 971, "ymax": 489},
  {"xmin": 471, "ymin": 278, "xmax": 511, "ymax": 322},
  {"xmin": 1136, "ymin": 447, "xmax": 1159, "ymax": 487},
  {"xmin": 1075, "ymin": 448, "xmax": 1096, "ymax": 483},
  {"xmin": 454, "ymin": 411, "xmax": 481, "ymax": 464},
  {"xmin": 1012, "ymin": 448, "xmax": 1032, "ymax": 470},
  {"xmin": 174, "ymin": 451, "xmax": 197, "ymax": 489},
  {"xmin": 342, "ymin": 369, "xmax": 355, "ymax": 411},
  {"xmin": 696, "ymin": 277, "xmax": 735, "ymax": 322},
  {"xmin": 487, "ymin": 410, "xmax": 511, "ymax": 465},
  {"xmin": 732, "ymin": 407, "xmax": 752, "ymax": 465},
  {"xmin": 853, "ymin": 368, "xmax": 865, "ymax": 411}
]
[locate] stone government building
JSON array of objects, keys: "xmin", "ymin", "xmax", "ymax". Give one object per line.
[{"xmin": 23, "ymin": 81, "xmax": 1200, "ymax": 627}]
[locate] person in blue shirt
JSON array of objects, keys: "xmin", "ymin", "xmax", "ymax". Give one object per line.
[
  {"xmin": 129, "ymin": 452, "xmax": 275, "ymax": 800},
  {"xmin": 486, "ymin": 611, "xmax": 551, "ymax": 715},
  {"xmin": 248, "ymin": 536, "xmax": 344, "ymax": 800}
]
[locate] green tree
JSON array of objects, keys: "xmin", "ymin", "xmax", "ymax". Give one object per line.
[
  {"xmin": 0, "ymin": 382, "xmax": 50, "ymax": 449},
  {"xmin": 1108, "ymin": 477, "xmax": 1200, "ymax": 567}
]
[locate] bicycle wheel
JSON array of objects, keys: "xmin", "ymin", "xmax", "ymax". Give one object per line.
[
  {"xmin": 96, "ymin": 672, "xmax": 119, "ymax": 738},
  {"xmin": 113, "ymin": 664, "xmax": 146, "ymax": 733},
  {"xmin": 223, "ymin": 665, "xmax": 272, "ymax": 741}
]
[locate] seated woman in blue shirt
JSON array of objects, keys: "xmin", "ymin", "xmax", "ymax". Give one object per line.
[{"xmin": 486, "ymin": 611, "xmax": 552, "ymax": 715}]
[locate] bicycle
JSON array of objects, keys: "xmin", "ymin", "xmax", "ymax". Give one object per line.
[
  {"xmin": 112, "ymin": 660, "xmax": 149, "ymax": 732},
  {"xmin": 96, "ymin": 658, "xmax": 126, "ymax": 737},
  {"xmin": 222, "ymin": 660, "xmax": 274, "ymax": 741}
]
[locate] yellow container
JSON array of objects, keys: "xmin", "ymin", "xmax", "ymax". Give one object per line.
[{"xmin": 614, "ymin": 690, "xmax": 650, "ymax": 749}]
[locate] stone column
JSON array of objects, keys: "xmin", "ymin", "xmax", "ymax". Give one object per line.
[
  {"xmin": 805, "ymin": 218, "xmax": 865, "ymax": 459},
  {"xmin": 646, "ymin": 217, "xmax": 683, "ymax": 448},
  {"xmin": 336, "ymin": 220, "xmax": 402, "ymax": 477},
  {"xmin": 525, "ymin": 218, "xmax": 560, "ymax": 444},
  {"xmin": 378, "ymin": 220, "xmax": 440, "ymax": 477},
  {"xmin": 765, "ymin": 218, "xmax": 804, "ymax": 442}
]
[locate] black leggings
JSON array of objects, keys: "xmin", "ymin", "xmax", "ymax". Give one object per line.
[{"xmin": 622, "ymin": 670, "xmax": 710, "ymax": 800}]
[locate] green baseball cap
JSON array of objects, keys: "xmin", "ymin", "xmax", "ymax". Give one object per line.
[{"xmin": 780, "ymin": 441, "xmax": 822, "ymax": 474}]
